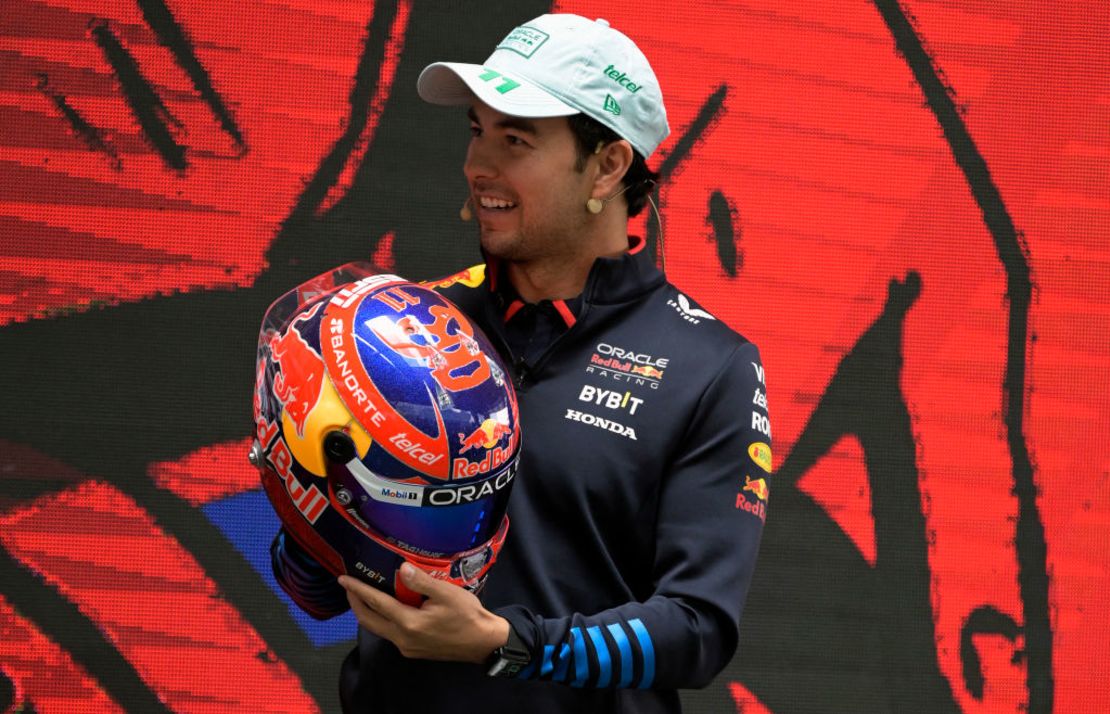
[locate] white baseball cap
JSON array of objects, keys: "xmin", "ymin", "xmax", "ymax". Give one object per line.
[{"xmin": 417, "ymin": 14, "xmax": 670, "ymax": 159}]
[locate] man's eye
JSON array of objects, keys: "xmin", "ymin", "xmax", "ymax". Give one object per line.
[
  {"xmin": 469, "ymin": 125, "xmax": 482, "ymax": 137},
  {"xmin": 506, "ymin": 135, "xmax": 526, "ymax": 146}
]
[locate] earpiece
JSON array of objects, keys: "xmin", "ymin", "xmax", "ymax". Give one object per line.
[{"xmin": 585, "ymin": 183, "xmax": 634, "ymax": 215}]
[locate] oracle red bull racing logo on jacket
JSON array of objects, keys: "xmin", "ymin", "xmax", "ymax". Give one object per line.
[{"xmin": 585, "ymin": 343, "xmax": 669, "ymax": 389}]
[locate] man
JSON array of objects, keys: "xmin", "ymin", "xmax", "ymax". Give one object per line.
[{"xmin": 273, "ymin": 13, "xmax": 772, "ymax": 712}]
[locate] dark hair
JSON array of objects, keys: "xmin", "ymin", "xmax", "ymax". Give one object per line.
[{"xmin": 567, "ymin": 113, "xmax": 658, "ymax": 218}]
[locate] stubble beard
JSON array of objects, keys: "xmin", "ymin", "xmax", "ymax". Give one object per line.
[{"xmin": 478, "ymin": 207, "xmax": 587, "ymax": 265}]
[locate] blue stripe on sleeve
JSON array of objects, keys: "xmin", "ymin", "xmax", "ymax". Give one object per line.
[
  {"xmin": 539, "ymin": 644, "xmax": 555, "ymax": 678},
  {"xmin": 552, "ymin": 641, "xmax": 572, "ymax": 682},
  {"xmin": 606, "ymin": 622, "xmax": 634, "ymax": 688},
  {"xmin": 570, "ymin": 627, "xmax": 588, "ymax": 687},
  {"xmin": 587, "ymin": 625, "xmax": 611, "ymax": 687},
  {"xmin": 628, "ymin": 618, "xmax": 655, "ymax": 689}
]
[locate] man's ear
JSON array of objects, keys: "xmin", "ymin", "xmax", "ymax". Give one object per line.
[{"xmin": 591, "ymin": 139, "xmax": 635, "ymax": 199}]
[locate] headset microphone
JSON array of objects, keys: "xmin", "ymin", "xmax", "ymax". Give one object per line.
[
  {"xmin": 646, "ymin": 191, "xmax": 665, "ymax": 274},
  {"xmin": 587, "ymin": 179, "xmax": 665, "ymax": 272}
]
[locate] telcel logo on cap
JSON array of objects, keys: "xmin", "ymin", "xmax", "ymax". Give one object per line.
[{"xmin": 604, "ymin": 64, "xmax": 642, "ymax": 93}]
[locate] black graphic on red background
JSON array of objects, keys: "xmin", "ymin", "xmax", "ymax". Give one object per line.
[{"xmin": 1, "ymin": 1, "xmax": 1107, "ymax": 712}]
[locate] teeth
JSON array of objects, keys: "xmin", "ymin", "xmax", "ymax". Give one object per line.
[{"xmin": 479, "ymin": 196, "xmax": 516, "ymax": 209}]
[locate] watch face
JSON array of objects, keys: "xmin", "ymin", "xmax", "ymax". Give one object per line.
[{"xmin": 488, "ymin": 656, "xmax": 527, "ymax": 678}]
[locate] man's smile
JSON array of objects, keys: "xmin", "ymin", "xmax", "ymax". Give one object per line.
[{"xmin": 477, "ymin": 195, "xmax": 518, "ymax": 210}]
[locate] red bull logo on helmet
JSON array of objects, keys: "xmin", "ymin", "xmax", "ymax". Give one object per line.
[
  {"xmin": 453, "ymin": 409, "xmax": 515, "ymax": 479},
  {"xmin": 269, "ymin": 302, "xmax": 326, "ymax": 438},
  {"xmin": 266, "ymin": 436, "xmax": 328, "ymax": 524},
  {"xmin": 452, "ymin": 427, "xmax": 519, "ymax": 479},
  {"xmin": 458, "ymin": 416, "xmax": 513, "ymax": 454}
]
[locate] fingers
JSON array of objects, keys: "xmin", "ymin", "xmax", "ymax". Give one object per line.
[
  {"xmin": 338, "ymin": 575, "xmax": 412, "ymax": 628},
  {"xmin": 338, "ymin": 573, "xmax": 435, "ymax": 659},
  {"xmin": 397, "ymin": 562, "xmax": 456, "ymax": 600},
  {"xmin": 344, "ymin": 586, "xmax": 397, "ymax": 639},
  {"xmin": 337, "ymin": 569, "xmax": 501, "ymax": 663}
]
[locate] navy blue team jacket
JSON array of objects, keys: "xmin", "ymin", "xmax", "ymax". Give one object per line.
[{"xmin": 273, "ymin": 238, "xmax": 772, "ymax": 713}]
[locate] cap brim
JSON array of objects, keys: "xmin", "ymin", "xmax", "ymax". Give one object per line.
[{"xmin": 417, "ymin": 62, "xmax": 579, "ymax": 118}]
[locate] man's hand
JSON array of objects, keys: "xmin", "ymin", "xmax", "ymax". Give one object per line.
[{"xmin": 338, "ymin": 563, "xmax": 510, "ymax": 663}]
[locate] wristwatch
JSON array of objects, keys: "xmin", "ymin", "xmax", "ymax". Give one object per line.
[{"xmin": 485, "ymin": 624, "xmax": 531, "ymax": 678}]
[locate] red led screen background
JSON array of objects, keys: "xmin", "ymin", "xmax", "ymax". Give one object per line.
[{"xmin": 1, "ymin": 1, "xmax": 1107, "ymax": 712}]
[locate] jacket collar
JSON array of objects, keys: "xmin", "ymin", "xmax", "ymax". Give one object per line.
[
  {"xmin": 581, "ymin": 235, "xmax": 666, "ymax": 305},
  {"xmin": 486, "ymin": 235, "xmax": 664, "ymax": 309}
]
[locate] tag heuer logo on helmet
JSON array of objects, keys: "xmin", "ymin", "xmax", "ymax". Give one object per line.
[
  {"xmin": 603, "ymin": 94, "xmax": 622, "ymax": 116},
  {"xmin": 497, "ymin": 25, "xmax": 550, "ymax": 58},
  {"xmin": 603, "ymin": 64, "xmax": 643, "ymax": 93}
]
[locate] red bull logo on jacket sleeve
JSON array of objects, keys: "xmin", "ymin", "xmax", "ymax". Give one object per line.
[
  {"xmin": 744, "ymin": 475, "xmax": 769, "ymax": 502},
  {"xmin": 736, "ymin": 475, "xmax": 769, "ymax": 522}
]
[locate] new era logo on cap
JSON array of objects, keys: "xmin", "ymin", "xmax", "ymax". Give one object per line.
[{"xmin": 417, "ymin": 14, "xmax": 671, "ymax": 158}]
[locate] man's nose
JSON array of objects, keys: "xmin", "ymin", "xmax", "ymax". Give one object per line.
[{"xmin": 464, "ymin": 140, "xmax": 498, "ymax": 182}]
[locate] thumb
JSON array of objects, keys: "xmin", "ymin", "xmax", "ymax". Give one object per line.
[{"xmin": 399, "ymin": 562, "xmax": 454, "ymax": 598}]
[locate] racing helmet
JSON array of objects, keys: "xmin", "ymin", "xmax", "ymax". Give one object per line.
[{"xmin": 251, "ymin": 264, "xmax": 520, "ymax": 605}]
